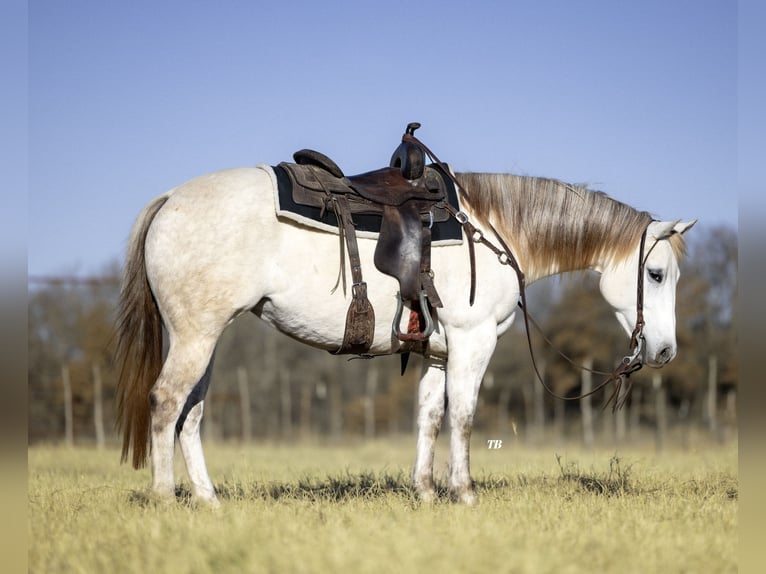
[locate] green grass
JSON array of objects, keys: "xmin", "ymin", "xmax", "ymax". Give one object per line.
[{"xmin": 28, "ymin": 438, "xmax": 737, "ymax": 573}]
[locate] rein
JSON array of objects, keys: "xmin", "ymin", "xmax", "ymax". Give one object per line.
[
  {"xmin": 403, "ymin": 129, "xmax": 652, "ymax": 411},
  {"xmin": 488, "ymin": 220, "xmax": 651, "ymax": 411}
]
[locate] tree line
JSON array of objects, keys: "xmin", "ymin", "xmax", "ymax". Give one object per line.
[{"xmin": 27, "ymin": 224, "xmax": 737, "ymax": 447}]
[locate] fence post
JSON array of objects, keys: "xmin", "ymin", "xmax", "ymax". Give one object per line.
[
  {"xmin": 329, "ymin": 361, "xmax": 343, "ymax": 439},
  {"xmin": 615, "ymin": 383, "xmax": 628, "ymax": 444},
  {"xmin": 61, "ymin": 364, "xmax": 73, "ymax": 447},
  {"xmin": 497, "ymin": 386, "xmax": 512, "ymax": 437},
  {"xmin": 237, "ymin": 366, "xmax": 252, "ymax": 443},
  {"xmin": 724, "ymin": 388, "xmax": 736, "ymax": 441},
  {"xmin": 92, "ymin": 363, "xmax": 105, "ymax": 449},
  {"xmin": 629, "ymin": 386, "xmax": 642, "ymax": 441},
  {"xmin": 280, "ymin": 366, "xmax": 292, "ymax": 439},
  {"xmin": 653, "ymin": 373, "xmax": 666, "ymax": 452},
  {"xmin": 365, "ymin": 363, "xmax": 378, "ymax": 439},
  {"xmin": 264, "ymin": 336, "xmax": 279, "ymax": 437},
  {"xmin": 300, "ymin": 383, "xmax": 313, "ymax": 437},
  {"xmin": 706, "ymin": 354, "xmax": 718, "ymax": 435},
  {"xmin": 533, "ymin": 363, "xmax": 545, "ymax": 444},
  {"xmin": 581, "ymin": 357, "xmax": 594, "ymax": 449},
  {"xmin": 553, "ymin": 399, "xmax": 565, "ymax": 445}
]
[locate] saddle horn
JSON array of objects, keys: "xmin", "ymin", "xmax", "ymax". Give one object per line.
[{"xmin": 390, "ymin": 122, "xmax": 425, "ymax": 180}]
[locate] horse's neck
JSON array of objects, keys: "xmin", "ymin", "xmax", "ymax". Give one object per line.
[
  {"xmin": 510, "ymin": 217, "xmax": 612, "ymax": 284},
  {"xmin": 456, "ymin": 170, "xmax": 655, "ymax": 287}
]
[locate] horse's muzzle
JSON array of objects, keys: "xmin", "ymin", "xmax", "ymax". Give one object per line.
[{"xmin": 649, "ymin": 345, "xmax": 676, "ymax": 367}]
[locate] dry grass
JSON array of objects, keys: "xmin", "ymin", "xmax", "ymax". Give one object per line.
[{"xmin": 28, "ymin": 438, "xmax": 737, "ymax": 573}]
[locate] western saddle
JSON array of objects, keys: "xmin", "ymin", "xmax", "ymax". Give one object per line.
[{"xmin": 278, "ymin": 123, "xmax": 453, "ymax": 355}]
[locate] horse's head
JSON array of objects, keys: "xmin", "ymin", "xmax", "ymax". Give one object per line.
[{"xmin": 599, "ymin": 219, "xmax": 696, "ymax": 368}]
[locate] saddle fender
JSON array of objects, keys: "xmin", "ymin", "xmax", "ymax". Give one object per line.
[{"xmin": 374, "ymin": 203, "xmax": 424, "ymax": 302}]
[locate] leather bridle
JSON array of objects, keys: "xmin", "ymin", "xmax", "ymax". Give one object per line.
[
  {"xmin": 403, "ymin": 129, "xmax": 654, "ymax": 410},
  {"xmin": 485, "ymin": 219, "xmax": 652, "ymax": 411}
]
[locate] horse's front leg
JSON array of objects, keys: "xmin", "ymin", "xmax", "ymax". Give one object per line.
[
  {"xmin": 445, "ymin": 323, "xmax": 497, "ymax": 505},
  {"xmin": 412, "ymin": 356, "xmax": 447, "ymax": 502}
]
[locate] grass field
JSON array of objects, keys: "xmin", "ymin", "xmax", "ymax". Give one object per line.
[{"xmin": 28, "ymin": 437, "xmax": 737, "ymax": 573}]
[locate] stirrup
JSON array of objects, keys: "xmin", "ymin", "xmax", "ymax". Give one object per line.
[{"xmin": 392, "ymin": 290, "xmax": 435, "ymax": 342}]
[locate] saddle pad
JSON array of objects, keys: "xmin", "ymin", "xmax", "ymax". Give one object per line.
[{"xmin": 263, "ymin": 163, "xmax": 463, "ymax": 245}]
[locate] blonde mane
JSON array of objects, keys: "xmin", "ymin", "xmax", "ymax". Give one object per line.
[{"xmin": 455, "ymin": 172, "xmax": 685, "ymax": 281}]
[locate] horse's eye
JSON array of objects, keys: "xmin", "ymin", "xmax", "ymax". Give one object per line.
[{"xmin": 648, "ymin": 269, "xmax": 664, "ymax": 283}]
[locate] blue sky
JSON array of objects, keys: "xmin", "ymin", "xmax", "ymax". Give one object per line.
[{"xmin": 22, "ymin": 0, "xmax": 741, "ymax": 277}]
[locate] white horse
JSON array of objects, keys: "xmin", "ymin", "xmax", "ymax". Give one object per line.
[{"xmin": 115, "ymin": 163, "xmax": 694, "ymax": 506}]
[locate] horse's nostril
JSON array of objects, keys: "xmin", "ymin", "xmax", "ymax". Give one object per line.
[{"xmin": 656, "ymin": 346, "xmax": 673, "ymax": 364}]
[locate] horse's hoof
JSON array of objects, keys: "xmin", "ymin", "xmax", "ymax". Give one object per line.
[
  {"xmin": 450, "ymin": 488, "xmax": 478, "ymax": 506},
  {"xmin": 460, "ymin": 491, "xmax": 479, "ymax": 506},
  {"xmin": 416, "ymin": 489, "xmax": 438, "ymax": 504},
  {"xmin": 194, "ymin": 494, "xmax": 221, "ymax": 509}
]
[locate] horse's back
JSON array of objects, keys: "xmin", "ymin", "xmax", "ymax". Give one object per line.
[{"xmin": 162, "ymin": 167, "xmax": 274, "ymax": 219}]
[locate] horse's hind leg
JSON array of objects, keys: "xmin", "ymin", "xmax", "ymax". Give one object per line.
[
  {"xmin": 412, "ymin": 357, "xmax": 447, "ymax": 502},
  {"xmin": 176, "ymin": 356, "xmax": 217, "ymax": 505},
  {"xmin": 149, "ymin": 332, "xmax": 218, "ymax": 501}
]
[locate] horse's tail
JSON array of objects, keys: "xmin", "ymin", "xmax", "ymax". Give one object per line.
[{"xmin": 114, "ymin": 194, "xmax": 169, "ymax": 469}]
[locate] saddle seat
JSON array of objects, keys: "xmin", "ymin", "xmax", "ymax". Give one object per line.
[
  {"xmin": 347, "ymin": 167, "xmax": 446, "ymax": 207},
  {"xmin": 290, "ymin": 149, "xmax": 446, "ymax": 209}
]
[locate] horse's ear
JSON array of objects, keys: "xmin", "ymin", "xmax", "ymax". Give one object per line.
[
  {"xmin": 649, "ymin": 220, "xmax": 681, "ymax": 240},
  {"xmin": 649, "ymin": 219, "xmax": 697, "ymax": 240},
  {"xmin": 673, "ymin": 220, "xmax": 697, "ymax": 235}
]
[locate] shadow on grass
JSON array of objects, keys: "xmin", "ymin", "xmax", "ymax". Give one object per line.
[
  {"xmin": 216, "ymin": 470, "xmax": 415, "ymax": 502},
  {"xmin": 214, "ymin": 471, "xmax": 521, "ymax": 503},
  {"xmin": 555, "ymin": 453, "xmax": 739, "ymax": 500},
  {"xmin": 555, "ymin": 453, "xmax": 634, "ymax": 496},
  {"xmin": 124, "ymin": 472, "xmax": 517, "ymax": 506},
  {"xmin": 126, "ymin": 456, "xmax": 738, "ymax": 505}
]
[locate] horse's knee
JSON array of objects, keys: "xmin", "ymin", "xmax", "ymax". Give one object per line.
[
  {"xmin": 449, "ymin": 408, "xmax": 474, "ymax": 437},
  {"xmin": 418, "ymin": 403, "xmax": 444, "ymax": 434}
]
